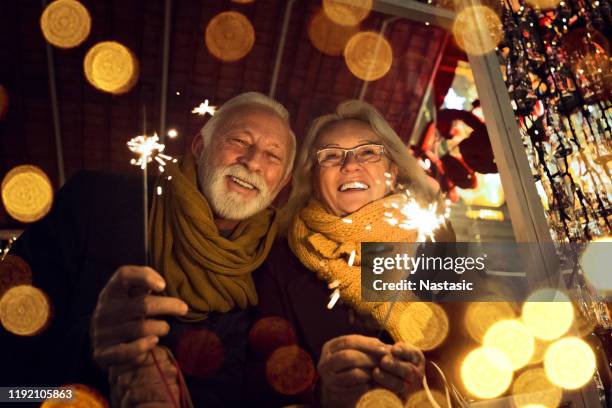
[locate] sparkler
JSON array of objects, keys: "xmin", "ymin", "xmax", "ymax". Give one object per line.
[
  {"xmin": 191, "ymin": 99, "xmax": 217, "ymax": 116},
  {"xmin": 128, "ymin": 132, "xmax": 177, "ymax": 263}
]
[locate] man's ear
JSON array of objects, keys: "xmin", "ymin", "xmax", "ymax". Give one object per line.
[{"xmin": 191, "ymin": 133, "xmax": 204, "ymax": 157}]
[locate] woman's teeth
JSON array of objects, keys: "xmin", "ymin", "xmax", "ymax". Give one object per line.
[
  {"xmin": 230, "ymin": 176, "xmax": 256, "ymax": 190},
  {"xmin": 339, "ymin": 181, "xmax": 369, "ymax": 192}
]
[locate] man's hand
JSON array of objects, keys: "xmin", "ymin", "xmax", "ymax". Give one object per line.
[
  {"xmin": 374, "ymin": 342, "xmax": 425, "ymax": 396},
  {"xmin": 110, "ymin": 346, "xmax": 181, "ymax": 408},
  {"xmin": 92, "ymin": 266, "xmax": 189, "ymax": 370},
  {"xmin": 317, "ymin": 335, "xmax": 388, "ymax": 407}
]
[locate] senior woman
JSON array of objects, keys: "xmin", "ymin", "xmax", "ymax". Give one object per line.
[{"xmin": 249, "ymin": 100, "xmax": 455, "ymax": 407}]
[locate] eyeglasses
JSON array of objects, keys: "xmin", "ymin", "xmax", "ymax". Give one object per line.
[{"xmin": 315, "ymin": 143, "xmax": 386, "ymax": 167}]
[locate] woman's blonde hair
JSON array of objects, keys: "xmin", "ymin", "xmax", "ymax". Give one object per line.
[{"xmin": 280, "ymin": 100, "xmax": 436, "ymax": 232}]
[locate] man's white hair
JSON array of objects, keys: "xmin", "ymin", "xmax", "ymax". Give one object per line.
[{"xmin": 198, "ymin": 91, "xmax": 296, "ymax": 177}]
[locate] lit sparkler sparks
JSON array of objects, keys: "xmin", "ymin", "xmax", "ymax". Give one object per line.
[
  {"xmin": 191, "ymin": 99, "xmax": 217, "ymax": 116},
  {"xmin": 128, "ymin": 133, "xmax": 177, "ymax": 173}
]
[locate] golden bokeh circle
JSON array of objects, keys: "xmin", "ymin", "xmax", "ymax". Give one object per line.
[
  {"xmin": 483, "ymin": 319, "xmax": 535, "ymax": 370},
  {"xmin": 406, "ymin": 389, "xmax": 448, "ymax": 407},
  {"xmin": 344, "ymin": 31, "xmax": 393, "ymax": 81},
  {"xmin": 265, "ymin": 345, "xmax": 316, "ymax": 395},
  {"xmin": 1, "ymin": 165, "xmax": 53, "ymax": 223},
  {"xmin": 40, "ymin": 0, "xmax": 91, "ymax": 49},
  {"xmin": 452, "ymin": 5, "xmax": 503, "ymax": 56},
  {"xmin": 0, "ymin": 285, "xmax": 51, "ymax": 336},
  {"xmin": 397, "ymin": 302, "xmax": 449, "ymax": 351},
  {"xmin": 41, "ymin": 384, "xmax": 108, "ymax": 407},
  {"xmin": 323, "ymin": 0, "xmax": 372, "ymax": 27},
  {"xmin": 205, "ymin": 11, "xmax": 255, "ymax": 62},
  {"xmin": 461, "ymin": 347, "xmax": 514, "ymax": 399},
  {"xmin": 356, "ymin": 388, "xmax": 403, "ymax": 408},
  {"xmin": 512, "ymin": 367, "xmax": 563, "ymax": 408},
  {"xmin": 580, "ymin": 239, "xmax": 612, "ymax": 293},
  {"xmin": 522, "ymin": 290, "xmax": 574, "ymax": 341},
  {"xmin": 544, "ymin": 337, "xmax": 596, "ymax": 390},
  {"xmin": 84, "ymin": 41, "xmax": 139, "ymax": 94},
  {"xmin": 465, "ymin": 301, "xmax": 517, "ymax": 344},
  {"xmin": 308, "ymin": 9, "xmax": 359, "ymax": 56},
  {"xmin": 0, "ymin": 84, "xmax": 9, "ymax": 120}
]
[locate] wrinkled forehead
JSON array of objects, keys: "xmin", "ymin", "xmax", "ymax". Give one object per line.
[{"xmin": 218, "ymin": 105, "xmax": 290, "ymax": 141}]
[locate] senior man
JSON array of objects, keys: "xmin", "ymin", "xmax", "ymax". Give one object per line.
[{"xmin": 2, "ymin": 92, "xmax": 295, "ymax": 407}]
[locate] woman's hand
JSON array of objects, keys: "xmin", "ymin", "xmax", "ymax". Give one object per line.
[
  {"xmin": 373, "ymin": 342, "xmax": 425, "ymax": 396},
  {"xmin": 317, "ymin": 335, "xmax": 388, "ymax": 407},
  {"xmin": 91, "ymin": 266, "xmax": 189, "ymax": 370},
  {"xmin": 109, "ymin": 346, "xmax": 181, "ymax": 408}
]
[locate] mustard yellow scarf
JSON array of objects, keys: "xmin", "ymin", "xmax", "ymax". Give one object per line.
[
  {"xmin": 288, "ymin": 195, "xmax": 421, "ymax": 342},
  {"xmin": 150, "ymin": 154, "xmax": 277, "ymax": 321}
]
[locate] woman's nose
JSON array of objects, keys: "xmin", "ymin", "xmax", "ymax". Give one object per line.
[{"xmin": 341, "ymin": 151, "xmax": 362, "ymax": 171}]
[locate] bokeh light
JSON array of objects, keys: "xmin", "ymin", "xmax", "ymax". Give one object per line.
[
  {"xmin": 40, "ymin": 0, "xmax": 91, "ymax": 49},
  {"xmin": 308, "ymin": 9, "xmax": 359, "ymax": 56},
  {"xmin": 0, "ymin": 285, "xmax": 52, "ymax": 336},
  {"xmin": 0, "ymin": 255, "xmax": 33, "ymax": 297},
  {"xmin": 176, "ymin": 328, "xmax": 224, "ymax": 378},
  {"xmin": 322, "ymin": 0, "xmax": 372, "ymax": 27},
  {"xmin": 344, "ymin": 32, "xmax": 393, "ymax": 81},
  {"xmin": 522, "ymin": 289, "xmax": 574, "ymax": 341},
  {"xmin": 580, "ymin": 238, "xmax": 612, "ymax": 293},
  {"xmin": 397, "ymin": 302, "xmax": 449, "ymax": 351},
  {"xmin": 405, "ymin": 389, "xmax": 448, "ymax": 407},
  {"xmin": 464, "ymin": 301, "xmax": 517, "ymax": 343},
  {"xmin": 356, "ymin": 388, "xmax": 403, "ymax": 407},
  {"xmin": 461, "ymin": 347, "xmax": 514, "ymax": 399},
  {"xmin": 205, "ymin": 11, "xmax": 255, "ymax": 62},
  {"xmin": 265, "ymin": 345, "xmax": 315, "ymax": 395},
  {"xmin": 83, "ymin": 41, "xmax": 139, "ymax": 94},
  {"xmin": 1, "ymin": 165, "xmax": 53, "ymax": 223},
  {"xmin": 483, "ymin": 319, "xmax": 535, "ymax": 370},
  {"xmin": 544, "ymin": 337, "xmax": 596, "ymax": 390},
  {"xmin": 452, "ymin": 5, "xmax": 503, "ymax": 56},
  {"xmin": 524, "ymin": 0, "xmax": 561, "ymax": 10},
  {"xmin": 512, "ymin": 367, "xmax": 563, "ymax": 408},
  {"xmin": 41, "ymin": 384, "xmax": 107, "ymax": 407},
  {"xmin": 248, "ymin": 316, "xmax": 296, "ymax": 358}
]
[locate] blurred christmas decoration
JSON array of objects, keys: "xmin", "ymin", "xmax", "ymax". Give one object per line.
[
  {"xmin": 308, "ymin": 9, "xmax": 359, "ymax": 56},
  {"xmin": 83, "ymin": 41, "xmax": 139, "ymax": 94},
  {"xmin": 356, "ymin": 388, "xmax": 403, "ymax": 407},
  {"xmin": 453, "ymin": 5, "xmax": 504, "ymax": 56},
  {"xmin": 497, "ymin": 0, "xmax": 611, "ymax": 243},
  {"xmin": 459, "ymin": 173, "xmax": 505, "ymax": 207},
  {"xmin": 1, "ymin": 165, "xmax": 53, "ymax": 224},
  {"xmin": 248, "ymin": 316, "xmax": 297, "ymax": 359},
  {"xmin": 41, "ymin": 384, "xmax": 108, "ymax": 407},
  {"xmin": 0, "ymin": 254, "xmax": 32, "ymax": 297},
  {"xmin": 544, "ymin": 336, "xmax": 597, "ymax": 389},
  {"xmin": 205, "ymin": 11, "xmax": 255, "ymax": 62},
  {"xmin": 460, "ymin": 346, "xmax": 514, "ymax": 399},
  {"xmin": 397, "ymin": 302, "xmax": 449, "ymax": 351},
  {"xmin": 344, "ymin": 32, "xmax": 393, "ymax": 81},
  {"xmin": 40, "ymin": 0, "xmax": 91, "ymax": 49},
  {"xmin": 580, "ymin": 238, "xmax": 612, "ymax": 294},
  {"xmin": 0, "ymin": 284, "xmax": 52, "ymax": 336},
  {"xmin": 464, "ymin": 301, "xmax": 517, "ymax": 343},
  {"xmin": 265, "ymin": 345, "xmax": 316, "ymax": 395},
  {"xmin": 483, "ymin": 319, "xmax": 535, "ymax": 370},
  {"xmin": 176, "ymin": 328, "xmax": 224, "ymax": 379},
  {"xmin": 522, "ymin": 289, "xmax": 574, "ymax": 341},
  {"xmin": 0, "ymin": 84, "xmax": 8, "ymax": 120},
  {"xmin": 511, "ymin": 367, "xmax": 563, "ymax": 408},
  {"xmin": 191, "ymin": 99, "xmax": 217, "ymax": 116},
  {"xmin": 322, "ymin": 0, "xmax": 372, "ymax": 27},
  {"xmin": 405, "ymin": 389, "xmax": 448, "ymax": 408}
]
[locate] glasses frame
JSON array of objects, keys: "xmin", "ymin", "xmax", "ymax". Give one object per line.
[{"xmin": 315, "ymin": 143, "xmax": 386, "ymax": 167}]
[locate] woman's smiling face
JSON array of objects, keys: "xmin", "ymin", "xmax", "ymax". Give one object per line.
[{"xmin": 313, "ymin": 119, "xmax": 397, "ymax": 217}]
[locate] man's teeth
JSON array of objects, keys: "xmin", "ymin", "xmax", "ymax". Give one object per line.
[
  {"xmin": 230, "ymin": 176, "xmax": 255, "ymax": 190},
  {"xmin": 339, "ymin": 181, "xmax": 369, "ymax": 192}
]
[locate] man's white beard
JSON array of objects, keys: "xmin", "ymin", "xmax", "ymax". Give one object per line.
[{"xmin": 197, "ymin": 159, "xmax": 275, "ymax": 220}]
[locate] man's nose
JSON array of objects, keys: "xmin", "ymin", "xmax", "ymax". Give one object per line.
[{"xmin": 237, "ymin": 146, "xmax": 262, "ymax": 172}]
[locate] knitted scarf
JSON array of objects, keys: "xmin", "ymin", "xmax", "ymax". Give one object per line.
[
  {"xmin": 288, "ymin": 195, "xmax": 420, "ymax": 342},
  {"xmin": 150, "ymin": 153, "xmax": 277, "ymax": 321}
]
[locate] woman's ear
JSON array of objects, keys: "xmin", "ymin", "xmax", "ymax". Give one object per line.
[{"xmin": 191, "ymin": 133, "xmax": 204, "ymax": 157}]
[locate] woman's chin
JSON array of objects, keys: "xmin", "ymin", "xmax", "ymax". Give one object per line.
[{"xmin": 336, "ymin": 199, "xmax": 375, "ymax": 217}]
